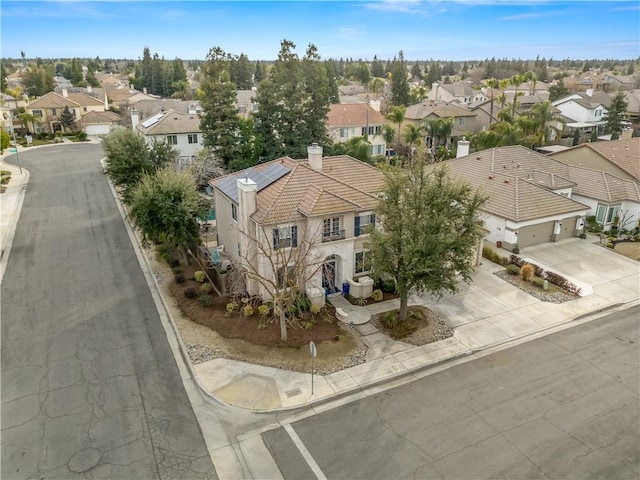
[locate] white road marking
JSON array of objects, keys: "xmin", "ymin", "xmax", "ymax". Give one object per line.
[{"xmin": 283, "ymin": 423, "xmax": 328, "ymax": 480}]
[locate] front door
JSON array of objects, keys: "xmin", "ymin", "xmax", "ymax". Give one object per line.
[{"xmin": 322, "ymin": 260, "xmax": 336, "ymax": 292}]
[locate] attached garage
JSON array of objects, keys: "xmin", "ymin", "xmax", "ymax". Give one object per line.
[
  {"xmin": 517, "ymin": 222, "xmax": 554, "ymax": 248},
  {"xmin": 84, "ymin": 124, "xmax": 111, "ymax": 135},
  {"xmin": 556, "ymin": 217, "xmax": 578, "ymax": 241}
]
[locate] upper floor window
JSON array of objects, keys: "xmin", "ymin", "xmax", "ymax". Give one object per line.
[
  {"xmin": 354, "ymin": 213, "xmax": 376, "ymax": 237},
  {"xmin": 33, "ymin": 109, "xmax": 43, "ymax": 117},
  {"xmin": 322, "ymin": 217, "xmax": 344, "ymax": 242},
  {"xmin": 272, "ymin": 225, "xmax": 298, "ymax": 249},
  {"xmin": 458, "ymin": 117, "xmax": 465, "ymax": 126},
  {"xmin": 231, "ymin": 203, "xmax": 238, "ymax": 221},
  {"xmin": 375, "ymin": 125, "xmax": 382, "ymax": 134},
  {"xmin": 188, "ymin": 133, "xmax": 198, "ymax": 144},
  {"xmin": 166, "ymin": 135, "xmax": 178, "ymax": 145},
  {"xmin": 51, "ymin": 108, "xmax": 57, "ymax": 116},
  {"xmin": 83, "ymin": 107, "xmax": 87, "ymax": 113},
  {"xmin": 594, "ymin": 109, "xmax": 602, "ymax": 117},
  {"xmin": 340, "ymin": 128, "xmax": 348, "ymax": 138}
]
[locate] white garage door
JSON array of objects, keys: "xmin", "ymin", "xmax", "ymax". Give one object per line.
[{"xmin": 85, "ymin": 125, "xmax": 110, "ymax": 135}]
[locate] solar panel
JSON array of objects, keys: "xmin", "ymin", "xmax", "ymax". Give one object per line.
[
  {"xmin": 217, "ymin": 163, "xmax": 291, "ymax": 203},
  {"xmin": 140, "ymin": 112, "xmax": 163, "ymax": 129}
]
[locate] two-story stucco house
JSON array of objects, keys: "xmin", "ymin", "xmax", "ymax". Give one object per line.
[
  {"xmin": 25, "ymin": 89, "xmax": 106, "ymax": 133},
  {"xmin": 209, "ymin": 144, "xmax": 385, "ymax": 305},
  {"xmin": 132, "ymin": 108, "xmax": 203, "ymax": 163},
  {"xmin": 327, "ymin": 103, "xmax": 388, "ymax": 156}
]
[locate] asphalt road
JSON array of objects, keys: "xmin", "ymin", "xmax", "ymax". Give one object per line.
[
  {"xmin": 264, "ymin": 306, "xmax": 640, "ymax": 480},
  {"xmin": 1, "ymin": 144, "xmax": 217, "ymax": 479}
]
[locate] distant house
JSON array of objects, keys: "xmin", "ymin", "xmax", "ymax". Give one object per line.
[
  {"xmin": 447, "ymin": 146, "xmax": 591, "ymax": 250},
  {"xmin": 209, "ymin": 144, "xmax": 385, "ymax": 303},
  {"xmin": 552, "ymin": 89, "xmax": 611, "ymax": 124},
  {"xmin": 548, "ymin": 138, "xmax": 640, "ymax": 182},
  {"xmin": 622, "ymin": 90, "xmax": 640, "ymax": 126},
  {"xmin": 133, "ymin": 108, "xmax": 203, "ymax": 162},
  {"xmin": 77, "ymin": 110, "xmax": 122, "ymax": 135},
  {"xmin": 327, "ymin": 103, "xmax": 388, "ymax": 156},
  {"xmin": 236, "ymin": 90, "xmax": 257, "ymax": 118},
  {"xmin": 427, "ymin": 82, "xmax": 485, "ymax": 105},
  {"xmin": 25, "ymin": 89, "xmax": 106, "ymax": 133},
  {"xmin": 404, "ymin": 101, "xmax": 477, "ymax": 148}
]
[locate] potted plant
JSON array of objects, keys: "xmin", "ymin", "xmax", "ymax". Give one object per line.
[{"xmin": 512, "ymin": 244, "xmax": 520, "ymax": 254}]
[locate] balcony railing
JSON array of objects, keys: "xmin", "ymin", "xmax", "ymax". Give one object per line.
[{"xmin": 322, "ymin": 230, "xmax": 346, "ymax": 243}]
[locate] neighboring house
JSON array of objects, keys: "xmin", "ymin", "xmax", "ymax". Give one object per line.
[
  {"xmin": 552, "ymin": 89, "xmax": 611, "ymax": 124},
  {"xmin": 427, "ymin": 82, "xmax": 485, "ymax": 105},
  {"xmin": 404, "ymin": 100, "xmax": 477, "ymax": 148},
  {"xmin": 448, "ymin": 146, "xmax": 591, "ymax": 250},
  {"xmin": 77, "ymin": 110, "xmax": 122, "ymax": 135},
  {"xmin": 133, "ymin": 108, "xmax": 203, "ymax": 161},
  {"xmin": 236, "ymin": 90, "xmax": 257, "ymax": 118},
  {"xmin": 25, "ymin": 89, "xmax": 106, "ymax": 133},
  {"xmin": 209, "ymin": 144, "xmax": 385, "ymax": 303},
  {"xmin": 602, "ymin": 74, "xmax": 639, "ymax": 91},
  {"xmin": 622, "ymin": 89, "xmax": 640, "ymax": 126},
  {"xmin": 548, "ymin": 138, "xmax": 640, "ymax": 182},
  {"xmin": 327, "ymin": 103, "xmax": 388, "ymax": 156}
]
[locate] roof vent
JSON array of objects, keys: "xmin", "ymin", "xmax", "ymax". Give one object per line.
[
  {"xmin": 504, "ymin": 179, "xmax": 510, "ymax": 184},
  {"xmin": 476, "ymin": 156, "xmax": 482, "ymax": 160},
  {"xmin": 488, "ymin": 175, "xmax": 494, "ymax": 180}
]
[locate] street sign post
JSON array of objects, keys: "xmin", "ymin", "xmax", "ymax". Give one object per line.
[{"xmin": 309, "ymin": 340, "xmax": 317, "ymax": 395}]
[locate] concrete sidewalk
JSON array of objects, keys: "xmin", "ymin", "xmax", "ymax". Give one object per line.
[{"xmin": 194, "ymin": 236, "xmax": 639, "ymax": 412}]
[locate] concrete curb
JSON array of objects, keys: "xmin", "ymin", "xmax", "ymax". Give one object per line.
[{"xmin": 0, "ymin": 160, "xmax": 30, "ymax": 284}]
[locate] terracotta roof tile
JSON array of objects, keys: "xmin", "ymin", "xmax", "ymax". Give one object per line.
[{"xmin": 327, "ymin": 103, "xmax": 387, "ymax": 128}]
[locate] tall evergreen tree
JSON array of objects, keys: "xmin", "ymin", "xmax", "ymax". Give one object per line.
[
  {"xmin": 60, "ymin": 106, "xmax": 76, "ymax": 131},
  {"xmin": 604, "ymin": 91, "xmax": 628, "ymax": 137},
  {"xmin": 141, "ymin": 47, "xmax": 153, "ymax": 91},
  {"xmin": 254, "ymin": 60, "xmax": 264, "ymax": 84},
  {"xmin": 371, "ymin": 55, "xmax": 385, "ymax": 78},
  {"xmin": 230, "ymin": 53, "xmax": 253, "ymax": 89},
  {"xmin": 389, "ymin": 51, "xmax": 411, "ymax": 107},
  {"xmin": 199, "ymin": 47, "xmax": 242, "ymax": 168}
]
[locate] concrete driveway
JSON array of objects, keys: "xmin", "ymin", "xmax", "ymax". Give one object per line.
[{"xmin": 414, "ymin": 236, "xmax": 639, "ymax": 350}]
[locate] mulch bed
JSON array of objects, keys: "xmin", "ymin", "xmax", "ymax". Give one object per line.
[
  {"xmin": 372, "ymin": 306, "xmax": 453, "ymax": 344},
  {"xmin": 168, "ymin": 263, "xmax": 344, "ymax": 348}
]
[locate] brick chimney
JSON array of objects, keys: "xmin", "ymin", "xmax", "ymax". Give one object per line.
[{"xmin": 307, "ymin": 143, "xmax": 323, "ymax": 171}]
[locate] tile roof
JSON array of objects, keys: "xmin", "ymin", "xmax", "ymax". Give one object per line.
[
  {"xmin": 576, "ymin": 138, "xmax": 640, "ymax": 181},
  {"xmin": 327, "ymin": 103, "xmax": 387, "ymax": 128},
  {"xmin": 448, "ymin": 146, "xmax": 590, "ymax": 222},
  {"xmin": 78, "ymin": 110, "xmax": 121, "ymax": 125},
  {"xmin": 136, "ymin": 109, "xmax": 201, "ymax": 135},
  {"xmin": 567, "ymin": 164, "xmax": 640, "ymax": 203},
  {"xmin": 27, "ymin": 91, "xmax": 105, "ymax": 110},
  {"xmin": 405, "ymin": 101, "xmax": 476, "ymax": 121},
  {"xmin": 211, "ymin": 154, "xmax": 384, "ymax": 225}
]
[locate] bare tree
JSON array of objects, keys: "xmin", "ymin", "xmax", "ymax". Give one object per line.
[
  {"xmin": 234, "ymin": 221, "xmax": 325, "ymax": 342},
  {"xmin": 180, "ymin": 147, "xmax": 226, "ymax": 189}
]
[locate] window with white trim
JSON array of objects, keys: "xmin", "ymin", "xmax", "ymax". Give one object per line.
[
  {"xmin": 231, "ymin": 203, "xmax": 237, "ymax": 221},
  {"xmin": 33, "ymin": 109, "xmax": 43, "ymax": 117},
  {"xmin": 354, "ymin": 213, "xmax": 376, "ymax": 237},
  {"xmin": 166, "ymin": 135, "xmax": 178, "ymax": 145},
  {"xmin": 458, "ymin": 117, "xmax": 465, "ymax": 126},
  {"xmin": 355, "ymin": 250, "xmax": 372, "ymax": 275},
  {"xmin": 272, "ymin": 224, "xmax": 298, "ymax": 249},
  {"xmin": 277, "ymin": 265, "xmax": 296, "ymax": 289},
  {"xmin": 188, "ymin": 133, "xmax": 198, "ymax": 144},
  {"xmin": 340, "ymin": 128, "xmax": 348, "ymax": 138}
]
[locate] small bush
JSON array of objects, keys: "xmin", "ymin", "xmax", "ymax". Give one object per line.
[
  {"xmin": 226, "ymin": 302, "xmax": 238, "ymax": 313},
  {"xmin": 382, "ymin": 279, "xmax": 396, "ymax": 293},
  {"xmin": 174, "ymin": 273, "xmax": 185, "ymax": 284},
  {"xmin": 310, "ymin": 304, "xmax": 321, "ymax": 315},
  {"xmin": 301, "ymin": 319, "xmax": 316, "ymax": 330},
  {"xmin": 198, "ymin": 294, "xmax": 212, "ymax": 306},
  {"xmin": 258, "ymin": 304, "xmax": 270, "ymax": 316},
  {"xmin": 172, "ymin": 266, "xmax": 182, "ymax": 274},
  {"xmin": 243, "ymin": 305, "xmax": 254, "ymax": 317},
  {"xmin": 521, "ymin": 263, "xmax": 535, "ymax": 282},
  {"xmin": 383, "ymin": 311, "xmax": 398, "ymax": 329},
  {"xmin": 506, "ymin": 264, "xmax": 520, "ymax": 275},
  {"xmin": 295, "ymin": 294, "xmax": 311, "ymax": 313},
  {"xmin": 194, "ymin": 270, "xmax": 206, "ymax": 283},
  {"xmin": 355, "ymin": 297, "xmax": 367, "ymax": 306},
  {"xmin": 183, "ymin": 287, "xmax": 196, "ymax": 299},
  {"xmin": 531, "ymin": 277, "xmax": 545, "ymax": 288},
  {"xmin": 371, "ymin": 289, "xmax": 383, "ymax": 302},
  {"xmin": 199, "ymin": 283, "xmax": 213, "ymax": 294}
]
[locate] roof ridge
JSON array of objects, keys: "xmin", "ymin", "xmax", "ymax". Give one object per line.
[{"xmin": 299, "ymin": 161, "xmax": 380, "ymax": 201}]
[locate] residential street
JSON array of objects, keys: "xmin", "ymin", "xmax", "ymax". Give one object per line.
[
  {"xmin": 263, "ymin": 306, "xmax": 640, "ymax": 480},
  {"xmin": 1, "ymin": 144, "xmax": 216, "ymax": 479}
]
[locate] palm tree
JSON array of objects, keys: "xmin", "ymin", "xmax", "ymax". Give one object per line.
[
  {"xmin": 525, "ymin": 101, "xmax": 566, "ymax": 145},
  {"xmin": 386, "ymin": 105, "xmax": 406, "ymax": 154},
  {"xmin": 423, "ymin": 117, "xmax": 454, "ymax": 150},
  {"xmin": 510, "ymin": 74, "xmax": 525, "ymax": 118},
  {"xmin": 6, "ymin": 86, "xmax": 26, "ymax": 132},
  {"xmin": 403, "ymin": 123, "xmax": 423, "ymax": 164},
  {"xmin": 484, "ymin": 78, "xmax": 499, "ymax": 125},
  {"xmin": 381, "ymin": 124, "xmax": 395, "ymax": 162},
  {"xmin": 524, "ymin": 71, "xmax": 538, "ymax": 96},
  {"xmin": 19, "ymin": 113, "xmax": 41, "ymax": 134}
]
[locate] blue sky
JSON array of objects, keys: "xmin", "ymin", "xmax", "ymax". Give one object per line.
[{"xmin": 2, "ymin": 1, "xmax": 639, "ymax": 61}]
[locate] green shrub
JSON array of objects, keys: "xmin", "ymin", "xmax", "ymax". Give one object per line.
[
  {"xmin": 194, "ymin": 270, "xmax": 206, "ymax": 282},
  {"xmin": 198, "ymin": 294, "xmax": 212, "ymax": 306},
  {"xmin": 381, "ymin": 279, "xmax": 396, "ymax": 293},
  {"xmin": 295, "ymin": 294, "xmax": 311, "ymax": 313},
  {"xmin": 521, "ymin": 263, "xmax": 535, "ymax": 282},
  {"xmin": 354, "ymin": 297, "xmax": 367, "ymax": 306},
  {"xmin": 383, "ymin": 311, "xmax": 398, "ymax": 329},
  {"xmin": 0, "ymin": 176, "xmax": 10, "ymax": 184},
  {"xmin": 506, "ymin": 264, "xmax": 520, "ymax": 275},
  {"xmin": 243, "ymin": 305, "xmax": 254, "ymax": 317},
  {"xmin": 172, "ymin": 266, "xmax": 182, "ymax": 274},
  {"xmin": 258, "ymin": 304, "xmax": 270, "ymax": 316},
  {"xmin": 183, "ymin": 287, "xmax": 196, "ymax": 299},
  {"xmin": 174, "ymin": 273, "xmax": 185, "ymax": 284},
  {"xmin": 301, "ymin": 319, "xmax": 316, "ymax": 330},
  {"xmin": 226, "ymin": 302, "xmax": 238, "ymax": 313},
  {"xmin": 531, "ymin": 277, "xmax": 545, "ymax": 288},
  {"xmin": 371, "ymin": 289, "xmax": 383, "ymax": 302},
  {"xmin": 199, "ymin": 283, "xmax": 213, "ymax": 294}
]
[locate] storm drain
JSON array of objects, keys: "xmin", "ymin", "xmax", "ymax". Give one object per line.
[{"xmin": 285, "ymin": 388, "xmax": 302, "ymax": 398}]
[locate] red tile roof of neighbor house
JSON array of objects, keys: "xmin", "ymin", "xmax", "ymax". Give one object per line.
[
  {"xmin": 327, "ymin": 103, "xmax": 387, "ymax": 128},
  {"xmin": 211, "ymin": 154, "xmax": 385, "ymax": 225},
  {"xmin": 576, "ymin": 138, "xmax": 640, "ymax": 182}
]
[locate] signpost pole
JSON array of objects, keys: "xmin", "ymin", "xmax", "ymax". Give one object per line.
[
  {"xmin": 9, "ymin": 118, "xmax": 23, "ymax": 174},
  {"xmin": 309, "ymin": 340, "xmax": 317, "ymax": 396}
]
